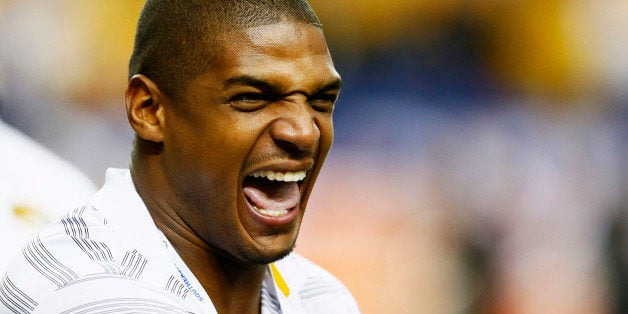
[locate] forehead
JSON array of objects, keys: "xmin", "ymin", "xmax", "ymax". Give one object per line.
[
  {"xmin": 235, "ymin": 22, "xmax": 328, "ymax": 57},
  {"xmin": 204, "ymin": 22, "xmax": 339, "ymax": 87}
]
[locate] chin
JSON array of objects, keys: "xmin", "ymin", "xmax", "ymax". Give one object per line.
[{"xmin": 237, "ymin": 241, "xmax": 296, "ymax": 265}]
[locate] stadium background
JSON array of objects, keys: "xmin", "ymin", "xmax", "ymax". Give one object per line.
[{"xmin": 0, "ymin": 1, "xmax": 626, "ymax": 313}]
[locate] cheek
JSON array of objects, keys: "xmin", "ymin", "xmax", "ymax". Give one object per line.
[
  {"xmin": 168, "ymin": 113, "xmax": 241, "ymax": 164},
  {"xmin": 161, "ymin": 117, "xmax": 232, "ymax": 192},
  {"xmin": 317, "ymin": 116, "xmax": 334, "ymax": 151}
]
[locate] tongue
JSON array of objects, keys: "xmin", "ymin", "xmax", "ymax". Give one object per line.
[{"xmin": 243, "ymin": 177, "xmax": 300, "ymax": 211}]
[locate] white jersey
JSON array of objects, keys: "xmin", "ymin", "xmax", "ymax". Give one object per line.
[
  {"xmin": 0, "ymin": 168, "xmax": 360, "ymax": 313},
  {"xmin": 0, "ymin": 119, "xmax": 96, "ymax": 272}
]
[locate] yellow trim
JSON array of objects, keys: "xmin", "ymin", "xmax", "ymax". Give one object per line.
[
  {"xmin": 270, "ymin": 263, "xmax": 290, "ymax": 297},
  {"xmin": 13, "ymin": 204, "xmax": 45, "ymax": 224}
]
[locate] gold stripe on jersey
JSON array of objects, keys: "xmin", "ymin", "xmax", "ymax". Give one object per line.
[{"xmin": 270, "ymin": 263, "xmax": 290, "ymax": 297}]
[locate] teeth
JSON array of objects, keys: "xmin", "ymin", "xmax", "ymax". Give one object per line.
[
  {"xmin": 250, "ymin": 170, "xmax": 306, "ymax": 182},
  {"xmin": 252, "ymin": 205, "xmax": 289, "ymax": 217}
]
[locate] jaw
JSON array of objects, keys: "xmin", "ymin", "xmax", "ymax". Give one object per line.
[
  {"xmin": 234, "ymin": 167, "xmax": 319, "ymax": 262},
  {"xmin": 235, "ymin": 193, "xmax": 302, "ymax": 264},
  {"xmin": 232, "ymin": 135, "xmax": 331, "ymax": 263}
]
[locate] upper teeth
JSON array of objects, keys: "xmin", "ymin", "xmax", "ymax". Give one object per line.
[{"xmin": 250, "ymin": 170, "xmax": 306, "ymax": 182}]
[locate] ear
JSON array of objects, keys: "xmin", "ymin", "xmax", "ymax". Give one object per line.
[{"xmin": 125, "ymin": 74, "xmax": 166, "ymax": 143}]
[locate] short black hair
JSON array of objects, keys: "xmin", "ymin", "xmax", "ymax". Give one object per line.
[{"xmin": 129, "ymin": 0, "xmax": 322, "ymax": 100}]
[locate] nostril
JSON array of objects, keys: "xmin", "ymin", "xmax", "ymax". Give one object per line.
[
  {"xmin": 269, "ymin": 118, "xmax": 319, "ymax": 153},
  {"xmin": 274, "ymin": 138, "xmax": 301, "ymax": 153}
]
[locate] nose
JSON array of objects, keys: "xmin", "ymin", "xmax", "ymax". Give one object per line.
[{"xmin": 269, "ymin": 98, "xmax": 319, "ymax": 154}]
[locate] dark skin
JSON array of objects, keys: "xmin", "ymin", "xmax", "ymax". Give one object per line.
[{"xmin": 125, "ymin": 22, "xmax": 341, "ymax": 313}]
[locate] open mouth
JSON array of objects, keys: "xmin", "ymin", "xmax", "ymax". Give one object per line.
[{"xmin": 242, "ymin": 170, "xmax": 306, "ymax": 218}]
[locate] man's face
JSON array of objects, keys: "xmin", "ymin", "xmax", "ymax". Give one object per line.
[{"xmin": 160, "ymin": 22, "xmax": 341, "ymax": 265}]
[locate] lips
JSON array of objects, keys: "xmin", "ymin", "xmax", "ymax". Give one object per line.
[{"xmin": 243, "ymin": 170, "xmax": 306, "ymax": 221}]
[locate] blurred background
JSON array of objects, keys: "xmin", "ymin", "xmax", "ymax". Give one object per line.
[{"xmin": 0, "ymin": 0, "xmax": 626, "ymax": 313}]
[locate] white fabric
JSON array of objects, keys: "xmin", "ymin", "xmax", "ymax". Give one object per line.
[
  {"xmin": 1, "ymin": 168, "xmax": 360, "ymax": 313},
  {"xmin": 0, "ymin": 119, "xmax": 96, "ymax": 273}
]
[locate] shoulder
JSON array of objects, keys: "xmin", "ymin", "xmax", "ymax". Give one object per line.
[
  {"xmin": 12, "ymin": 204, "xmax": 114, "ymax": 278},
  {"xmin": 31, "ymin": 275, "xmax": 193, "ymax": 314},
  {"xmin": 0, "ymin": 205, "xmax": 120, "ymax": 313},
  {"xmin": 275, "ymin": 253, "xmax": 361, "ymax": 313}
]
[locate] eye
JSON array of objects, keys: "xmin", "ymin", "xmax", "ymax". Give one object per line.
[
  {"xmin": 309, "ymin": 94, "xmax": 337, "ymax": 113},
  {"xmin": 229, "ymin": 93, "xmax": 271, "ymax": 112}
]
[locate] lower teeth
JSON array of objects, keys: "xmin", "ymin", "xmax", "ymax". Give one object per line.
[{"xmin": 253, "ymin": 206, "xmax": 288, "ymax": 217}]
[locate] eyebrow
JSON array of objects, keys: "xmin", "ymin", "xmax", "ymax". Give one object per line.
[{"xmin": 223, "ymin": 75, "xmax": 343, "ymax": 95}]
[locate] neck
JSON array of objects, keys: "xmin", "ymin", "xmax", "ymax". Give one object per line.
[
  {"xmin": 131, "ymin": 156, "xmax": 267, "ymax": 314},
  {"xmin": 161, "ymin": 223, "xmax": 267, "ymax": 314}
]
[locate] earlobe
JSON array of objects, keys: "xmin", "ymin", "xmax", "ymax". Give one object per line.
[{"xmin": 125, "ymin": 74, "xmax": 165, "ymax": 143}]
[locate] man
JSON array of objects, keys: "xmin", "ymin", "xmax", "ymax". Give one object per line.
[{"xmin": 0, "ymin": 1, "xmax": 359, "ymax": 313}]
